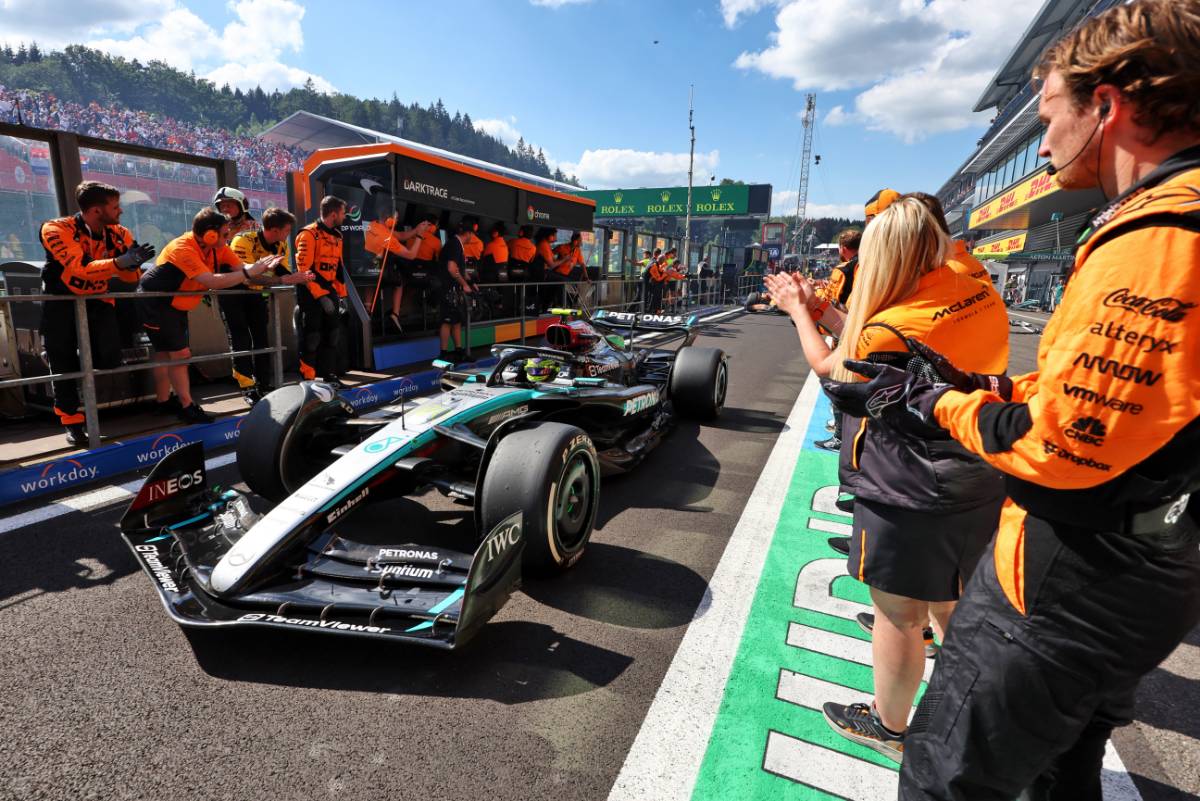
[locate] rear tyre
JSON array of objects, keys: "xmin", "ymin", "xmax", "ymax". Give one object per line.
[
  {"xmin": 479, "ymin": 422, "xmax": 600, "ymax": 578},
  {"xmin": 671, "ymin": 346, "xmax": 728, "ymax": 420},
  {"xmin": 236, "ymin": 382, "xmax": 350, "ymax": 502}
]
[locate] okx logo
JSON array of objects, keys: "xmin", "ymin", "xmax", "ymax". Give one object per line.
[{"xmin": 1066, "ymin": 416, "xmax": 1107, "ymax": 446}]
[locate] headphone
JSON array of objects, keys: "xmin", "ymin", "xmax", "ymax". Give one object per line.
[
  {"xmin": 202, "ymin": 229, "xmax": 221, "ymax": 246},
  {"xmin": 1046, "ymin": 100, "xmax": 1111, "ymax": 177}
]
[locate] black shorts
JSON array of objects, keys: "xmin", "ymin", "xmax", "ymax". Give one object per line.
[
  {"xmin": 436, "ymin": 279, "xmax": 464, "ymax": 324},
  {"xmin": 848, "ymin": 497, "xmax": 1001, "ymax": 602},
  {"xmin": 141, "ymin": 303, "xmax": 190, "ymax": 353}
]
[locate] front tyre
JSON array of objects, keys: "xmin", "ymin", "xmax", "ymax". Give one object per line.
[
  {"xmin": 671, "ymin": 346, "xmax": 728, "ymax": 420},
  {"xmin": 479, "ymin": 423, "xmax": 600, "ymax": 578}
]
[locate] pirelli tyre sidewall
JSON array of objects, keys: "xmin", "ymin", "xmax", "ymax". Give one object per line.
[
  {"xmin": 480, "ymin": 422, "xmax": 600, "ymax": 578},
  {"xmin": 670, "ymin": 346, "xmax": 728, "ymax": 420},
  {"xmin": 236, "ymin": 382, "xmax": 351, "ymax": 502}
]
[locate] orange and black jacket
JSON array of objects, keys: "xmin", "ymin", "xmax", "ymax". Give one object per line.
[
  {"xmin": 462, "ymin": 232, "xmax": 484, "ymax": 262},
  {"xmin": 295, "ymin": 221, "xmax": 347, "ymax": 299},
  {"xmin": 932, "ymin": 147, "xmax": 1200, "ymax": 610},
  {"xmin": 820, "ymin": 256, "xmax": 857, "ymax": 306},
  {"xmin": 482, "ymin": 235, "xmax": 508, "ymax": 266},
  {"xmin": 839, "ymin": 265, "xmax": 1009, "ymax": 512},
  {"xmin": 649, "ymin": 258, "xmax": 684, "ymax": 283},
  {"xmin": 552, "ymin": 243, "xmax": 582, "ymax": 276},
  {"xmin": 141, "ymin": 233, "xmax": 243, "ymax": 311},
  {"xmin": 40, "ymin": 214, "xmax": 139, "ymax": 302},
  {"xmin": 508, "ymin": 236, "xmax": 535, "ymax": 264}
]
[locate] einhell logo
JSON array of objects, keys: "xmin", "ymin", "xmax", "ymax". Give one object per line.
[
  {"xmin": 346, "ymin": 205, "xmax": 362, "ymax": 222},
  {"xmin": 527, "ymin": 205, "xmax": 550, "ymax": 222},
  {"xmin": 19, "ymin": 459, "xmax": 99, "ymax": 494},
  {"xmin": 137, "ymin": 433, "xmax": 185, "ymax": 465}
]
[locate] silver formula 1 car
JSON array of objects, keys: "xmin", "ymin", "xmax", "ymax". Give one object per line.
[{"xmin": 119, "ymin": 309, "xmax": 728, "ymax": 649}]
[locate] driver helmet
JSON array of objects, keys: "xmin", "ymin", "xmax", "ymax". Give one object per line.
[
  {"xmin": 524, "ymin": 358, "xmax": 560, "ymax": 383},
  {"xmin": 213, "ymin": 186, "xmax": 249, "ymax": 216}
]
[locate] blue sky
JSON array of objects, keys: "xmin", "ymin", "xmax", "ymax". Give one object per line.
[{"xmin": 1, "ymin": 0, "xmax": 1046, "ymax": 217}]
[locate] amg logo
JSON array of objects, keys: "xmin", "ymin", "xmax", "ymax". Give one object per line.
[
  {"xmin": 932, "ymin": 288, "xmax": 991, "ymax": 320},
  {"xmin": 1072, "ymin": 353, "xmax": 1162, "ymax": 385},
  {"xmin": 402, "ymin": 178, "xmax": 449, "ymax": 199},
  {"xmin": 1062, "ymin": 384, "xmax": 1144, "ymax": 415}
]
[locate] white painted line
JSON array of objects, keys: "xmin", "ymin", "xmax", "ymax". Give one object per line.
[
  {"xmin": 1102, "ymin": 741, "xmax": 1144, "ymax": 801},
  {"xmin": 777, "ymin": 669, "xmax": 918, "ymax": 711},
  {"xmin": 762, "ymin": 731, "xmax": 898, "ymax": 797},
  {"xmin": 0, "ymin": 452, "xmax": 237, "ymax": 536},
  {"xmin": 606, "ymin": 370, "xmax": 823, "ymax": 801},
  {"xmin": 812, "ymin": 485, "xmax": 853, "ymax": 517},
  {"xmin": 793, "ymin": 556, "xmax": 871, "ymax": 621},
  {"xmin": 1008, "ymin": 310, "xmax": 1048, "ymax": 324},
  {"xmin": 787, "ymin": 622, "xmax": 934, "ymax": 682},
  {"xmin": 808, "ymin": 517, "xmax": 852, "ymax": 536}
]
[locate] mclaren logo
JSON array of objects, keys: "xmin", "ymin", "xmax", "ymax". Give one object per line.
[{"xmin": 931, "ymin": 288, "xmax": 991, "ymax": 321}]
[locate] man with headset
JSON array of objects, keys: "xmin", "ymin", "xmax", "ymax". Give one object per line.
[{"xmin": 824, "ymin": 2, "xmax": 1200, "ymax": 796}]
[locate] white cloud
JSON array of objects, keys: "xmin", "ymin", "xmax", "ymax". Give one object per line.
[
  {"xmin": 0, "ymin": 0, "xmax": 174, "ymax": 48},
  {"xmin": 1, "ymin": 0, "xmax": 333, "ymax": 93},
  {"xmin": 529, "ymin": 0, "xmax": 591, "ymax": 6},
  {"xmin": 771, "ymin": 190, "xmax": 861, "ymax": 219},
  {"xmin": 475, "ymin": 117, "xmax": 522, "ymax": 147},
  {"xmin": 720, "ymin": 0, "xmax": 774, "ymax": 27},
  {"xmin": 729, "ymin": 0, "xmax": 1043, "ymax": 141},
  {"xmin": 205, "ymin": 60, "xmax": 335, "ymax": 93},
  {"xmin": 559, "ymin": 148, "xmax": 720, "ymax": 189}
]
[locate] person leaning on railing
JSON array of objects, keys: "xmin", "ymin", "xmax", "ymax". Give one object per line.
[
  {"xmin": 39, "ymin": 180, "xmax": 157, "ymax": 447},
  {"xmin": 138, "ymin": 208, "xmax": 297, "ymax": 424}
]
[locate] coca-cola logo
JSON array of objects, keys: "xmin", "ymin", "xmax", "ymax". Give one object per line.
[{"xmin": 1103, "ymin": 288, "xmax": 1195, "ymax": 323}]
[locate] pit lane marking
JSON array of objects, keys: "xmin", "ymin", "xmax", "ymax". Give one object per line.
[{"xmin": 0, "ymin": 452, "xmax": 237, "ymax": 536}]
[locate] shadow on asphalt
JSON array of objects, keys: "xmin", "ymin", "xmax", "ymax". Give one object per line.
[
  {"xmin": 710, "ymin": 406, "xmax": 787, "ymax": 435},
  {"xmin": 187, "ymin": 619, "xmax": 632, "ymax": 704},
  {"xmin": 0, "ymin": 509, "xmax": 136, "ymax": 608},
  {"xmin": 1129, "ymin": 772, "xmax": 1200, "ymax": 801},
  {"xmin": 524, "ymin": 542, "xmax": 708, "ymax": 630},
  {"xmin": 594, "ymin": 421, "xmax": 720, "ymax": 527},
  {"xmin": 1135, "ymin": 625, "xmax": 1200, "ymax": 742}
]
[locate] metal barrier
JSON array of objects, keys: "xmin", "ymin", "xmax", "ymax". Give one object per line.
[{"xmin": 0, "ymin": 287, "xmax": 294, "ymax": 447}]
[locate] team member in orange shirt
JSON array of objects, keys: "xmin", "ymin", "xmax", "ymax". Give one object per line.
[
  {"xmin": 824, "ymin": 3, "xmax": 1200, "ymax": 795},
  {"xmin": 294, "ymin": 195, "xmax": 350, "ymax": 385},
  {"xmin": 139, "ymin": 209, "xmax": 286, "ymax": 423},
  {"xmin": 508, "ymin": 225, "xmax": 537, "ymax": 312},
  {"xmin": 767, "ymin": 197, "xmax": 1008, "ymax": 763},
  {"xmin": 39, "ymin": 181, "xmax": 155, "ymax": 445},
  {"xmin": 533, "ymin": 228, "xmax": 571, "ymax": 311}
]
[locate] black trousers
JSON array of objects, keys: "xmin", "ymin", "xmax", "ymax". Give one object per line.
[
  {"xmin": 297, "ymin": 291, "xmax": 343, "ymax": 380},
  {"xmin": 219, "ymin": 293, "xmax": 272, "ymax": 388},
  {"xmin": 647, "ymin": 281, "xmax": 665, "ymax": 312},
  {"xmin": 39, "ymin": 297, "xmax": 121, "ymax": 424},
  {"xmin": 900, "ymin": 509, "xmax": 1200, "ymax": 801}
]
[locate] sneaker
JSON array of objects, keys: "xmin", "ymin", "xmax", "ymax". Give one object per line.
[
  {"xmin": 828, "ymin": 536, "xmax": 850, "ymax": 556},
  {"xmin": 387, "ymin": 312, "xmax": 403, "ymax": 333},
  {"xmin": 242, "ymin": 385, "xmax": 263, "ymax": 406},
  {"xmin": 814, "ymin": 436, "xmax": 841, "ymax": 452},
  {"xmin": 825, "ymin": 417, "xmax": 836, "ymax": 432},
  {"xmin": 154, "ymin": 395, "xmax": 183, "ymax": 415},
  {"xmin": 65, "ymin": 423, "xmax": 89, "ymax": 447},
  {"xmin": 856, "ymin": 612, "xmax": 939, "ymax": 658},
  {"xmin": 822, "ymin": 701, "xmax": 904, "ymax": 763},
  {"xmin": 454, "ymin": 348, "xmax": 471, "ymax": 364},
  {"xmin": 834, "ymin": 495, "xmax": 855, "ymax": 514},
  {"xmin": 437, "ymin": 350, "xmax": 458, "ymax": 364},
  {"xmin": 178, "ymin": 403, "xmax": 214, "ymax": 425}
]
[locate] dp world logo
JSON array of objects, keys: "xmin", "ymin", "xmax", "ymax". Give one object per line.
[
  {"xmin": 347, "ymin": 205, "xmax": 362, "ymax": 222},
  {"xmin": 660, "ymin": 190, "xmax": 671, "ymax": 202},
  {"xmin": 613, "ymin": 191, "xmax": 624, "ymax": 204},
  {"xmin": 710, "ymin": 188, "xmax": 721, "ymax": 201}
]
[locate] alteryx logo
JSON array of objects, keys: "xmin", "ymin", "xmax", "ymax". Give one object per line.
[
  {"xmin": 347, "ymin": 205, "xmax": 362, "ymax": 222},
  {"xmin": 137, "ymin": 433, "xmax": 185, "ymax": 465},
  {"xmin": 19, "ymin": 459, "xmax": 99, "ymax": 495}
]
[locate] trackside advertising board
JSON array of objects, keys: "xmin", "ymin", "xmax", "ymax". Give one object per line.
[
  {"xmin": 579, "ymin": 185, "xmax": 751, "ymax": 218},
  {"xmin": 0, "ymin": 368, "xmax": 459, "ymax": 508}
]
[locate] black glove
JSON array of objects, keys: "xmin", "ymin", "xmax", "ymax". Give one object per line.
[
  {"xmin": 820, "ymin": 360, "xmax": 951, "ymax": 438},
  {"xmin": 116, "ymin": 242, "xmax": 156, "ymax": 269},
  {"xmin": 318, "ymin": 295, "xmax": 336, "ymax": 316},
  {"xmin": 905, "ymin": 338, "xmax": 1013, "ymax": 400}
]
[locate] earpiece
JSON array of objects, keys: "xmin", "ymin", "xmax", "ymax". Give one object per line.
[
  {"xmin": 1100, "ymin": 101, "xmax": 1111, "ymax": 119},
  {"xmin": 202, "ymin": 229, "xmax": 220, "ymax": 246}
]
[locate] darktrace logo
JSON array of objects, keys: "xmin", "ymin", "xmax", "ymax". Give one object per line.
[
  {"xmin": 1103, "ymin": 288, "xmax": 1195, "ymax": 323},
  {"xmin": 1065, "ymin": 416, "xmax": 1107, "ymax": 446},
  {"xmin": 137, "ymin": 433, "xmax": 185, "ymax": 465},
  {"xmin": 1072, "ymin": 353, "xmax": 1162, "ymax": 386},
  {"xmin": 1042, "ymin": 440, "xmax": 1112, "ymax": 472},
  {"xmin": 347, "ymin": 205, "xmax": 362, "ymax": 222},
  {"xmin": 1061, "ymin": 383, "xmax": 1143, "ymax": 415},
  {"xmin": 19, "ymin": 459, "xmax": 99, "ymax": 495},
  {"xmin": 403, "ymin": 177, "xmax": 449, "ymax": 200},
  {"xmin": 931, "ymin": 287, "xmax": 991, "ymax": 320}
]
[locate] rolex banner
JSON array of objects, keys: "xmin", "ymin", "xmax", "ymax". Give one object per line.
[{"xmin": 578, "ymin": 185, "xmax": 751, "ymax": 218}]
